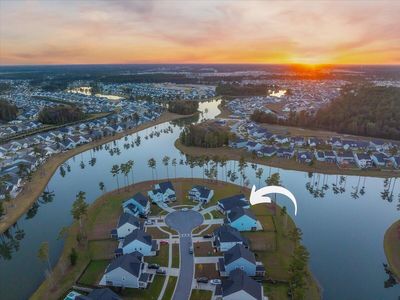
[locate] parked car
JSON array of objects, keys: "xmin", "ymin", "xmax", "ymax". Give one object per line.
[
  {"xmin": 196, "ymin": 277, "xmax": 208, "ymax": 283},
  {"xmin": 210, "ymin": 279, "xmax": 222, "ymax": 285},
  {"xmin": 145, "ymin": 220, "xmax": 154, "ymax": 225},
  {"xmin": 160, "ymin": 240, "xmax": 169, "ymax": 245},
  {"xmin": 181, "ymin": 208, "xmax": 189, "ymax": 211},
  {"xmin": 203, "ymin": 234, "xmax": 213, "ymax": 239},
  {"xmin": 189, "ymin": 246, "xmax": 193, "ymax": 254},
  {"xmin": 156, "ymin": 268, "xmax": 166, "ymax": 275},
  {"xmin": 148, "ymin": 263, "xmax": 160, "ymax": 269}
]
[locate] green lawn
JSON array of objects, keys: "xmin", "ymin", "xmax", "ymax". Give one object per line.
[
  {"xmin": 121, "ymin": 275, "xmax": 165, "ymax": 300},
  {"xmin": 172, "ymin": 244, "xmax": 180, "ymax": 268},
  {"xmin": 145, "ymin": 244, "xmax": 169, "ymax": 267},
  {"xmin": 146, "ymin": 227, "xmax": 170, "ymax": 239},
  {"xmin": 78, "ymin": 260, "xmax": 110, "ymax": 286},
  {"xmin": 162, "ymin": 276, "xmax": 177, "ymax": 300},
  {"xmin": 88, "ymin": 239, "xmax": 118, "ymax": 260},
  {"xmin": 210, "ymin": 209, "xmax": 222, "ymax": 219},
  {"xmin": 263, "ymin": 282, "xmax": 290, "ymax": 300},
  {"xmin": 190, "ymin": 289, "xmax": 213, "ymax": 300}
]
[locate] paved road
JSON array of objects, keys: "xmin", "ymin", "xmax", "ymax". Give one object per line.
[{"xmin": 165, "ymin": 210, "xmax": 204, "ymax": 300}]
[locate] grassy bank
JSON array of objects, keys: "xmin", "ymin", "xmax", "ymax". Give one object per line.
[
  {"xmin": 0, "ymin": 111, "xmax": 191, "ymax": 234},
  {"xmin": 175, "ymin": 139, "xmax": 400, "ymax": 179},
  {"xmin": 384, "ymin": 220, "xmax": 400, "ymax": 280}
]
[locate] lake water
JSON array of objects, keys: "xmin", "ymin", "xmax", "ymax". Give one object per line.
[{"xmin": 0, "ymin": 99, "xmax": 399, "ymax": 300}]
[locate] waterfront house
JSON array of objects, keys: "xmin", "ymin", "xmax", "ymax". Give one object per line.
[
  {"xmin": 291, "ymin": 136, "xmax": 306, "ymax": 147},
  {"xmin": 336, "ymin": 151, "xmax": 355, "ymax": 166},
  {"xmin": 218, "ymin": 194, "xmax": 249, "ymax": 213},
  {"xmin": 391, "ymin": 156, "xmax": 400, "ymax": 169},
  {"xmin": 123, "ymin": 193, "xmax": 150, "ymax": 216},
  {"xmin": 220, "ymin": 269, "xmax": 264, "ymax": 300},
  {"xmin": 328, "ymin": 137, "xmax": 342, "ymax": 148},
  {"xmin": 229, "ymin": 138, "xmax": 247, "ymax": 149},
  {"xmin": 370, "ymin": 140, "xmax": 390, "ymax": 151},
  {"xmin": 188, "ymin": 185, "xmax": 214, "ymax": 203},
  {"xmin": 226, "ymin": 207, "xmax": 258, "ymax": 232},
  {"xmin": 111, "ymin": 213, "xmax": 142, "ymax": 239},
  {"xmin": 354, "ymin": 153, "xmax": 373, "ymax": 169},
  {"xmin": 147, "ymin": 181, "xmax": 176, "ymax": 203},
  {"xmin": 274, "ymin": 135, "xmax": 289, "ymax": 144},
  {"xmin": 219, "ymin": 244, "xmax": 257, "ymax": 277},
  {"xmin": 76, "ymin": 288, "xmax": 122, "ymax": 300},
  {"xmin": 257, "ymin": 146, "xmax": 276, "ymax": 157},
  {"xmin": 371, "ymin": 153, "xmax": 393, "ymax": 168},
  {"xmin": 246, "ymin": 141, "xmax": 262, "ymax": 152},
  {"xmin": 116, "ymin": 229, "xmax": 157, "ymax": 256},
  {"xmin": 297, "ymin": 151, "xmax": 313, "ymax": 164},
  {"xmin": 99, "ymin": 252, "xmax": 150, "ymax": 289},
  {"xmin": 213, "ymin": 225, "xmax": 248, "ymax": 252},
  {"xmin": 276, "ymin": 147, "xmax": 295, "ymax": 159}
]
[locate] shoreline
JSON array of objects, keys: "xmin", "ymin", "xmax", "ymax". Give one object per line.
[
  {"xmin": 0, "ymin": 112, "xmax": 191, "ymax": 234},
  {"xmin": 384, "ymin": 219, "xmax": 400, "ymax": 281},
  {"xmin": 175, "ymin": 140, "xmax": 400, "ymax": 179}
]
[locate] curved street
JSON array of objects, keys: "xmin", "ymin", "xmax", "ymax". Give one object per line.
[{"xmin": 165, "ymin": 210, "xmax": 204, "ymax": 300}]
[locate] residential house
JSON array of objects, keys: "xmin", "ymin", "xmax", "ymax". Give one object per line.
[
  {"xmin": 291, "ymin": 136, "xmax": 305, "ymax": 147},
  {"xmin": 220, "ymin": 269, "xmax": 264, "ymax": 300},
  {"xmin": 226, "ymin": 207, "xmax": 258, "ymax": 232},
  {"xmin": 276, "ymin": 147, "xmax": 295, "ymax": 159},
  {"xmin": 257, "ymin": 146, "xmax": 276, "ymax": 158},
  {"xmin": 188, "ymin": 185, "xmax": 214, "ymax": 203},
  {"xmin": 123, "ymin": 193, "xmax": 150, "ymax": 216},
  {"xmin": 116, "ymin": 229, "xmax": 157, "ymax": 257},
  {"xmin": 297, "ymin": 151, "xmax": 313, "ymax": 164},
  {"xmin": 229, "ymin": 138, "xmax": 247, "ymax": 149},
  {"xmin": 213, "ymin": 225, "xmax": 248, "ymax": 252},
  {"xmin": 391, "ymin": 156, "xmax": 400, "ymax": 169},
  {"xmin": 371, "ymin": 153, "xmax": 392, "ymax": 168},
  {"xmin": 219, "ymin": 244, "xmax": 258, "ymax": 277},
  {"xmin": 354, "ymin": 153, "xmax": 373, "ymax": 169},
  {"xmin": 111, "ymin": 213, "xmax": 142, "ymax": 239},
  {"xmin": 336, "ymin": 151, "xmax": 355, "ymax": 166},
  {"xmin": 218, "ymin": 194, "xmax": 249, "ymax": 213},
  {"xmin": 99, "ymin": 252, "xmax": 150, "ymax": 289},
  {"xmin": 246, "ymin": 141, "xmax": 262, "ymax": 152},
  {"xmin": 76, "ymin": 288, "xmax": 121, "ymax": 300},
  {"xmin": 147, "ymin": 181, "xmax": 176, "ymax": 203},
  {"xmin": 274, "ymin": 135, "xmax": 289, "ymax": 144}
]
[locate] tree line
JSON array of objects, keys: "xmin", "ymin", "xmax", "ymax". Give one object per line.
[
  {"xmin": 0, "ymin": 99, "xmax": 18, "ymax": 122},
  {"xmin": 38, "ymin": 105, "xmax": 85, "ymax": 125},
  {"xmin": 179, "ymin": 123, "xmax": 234, "ymax": 148},
  {"xmin": 168, "ymin": 100, "xmax": 199, "ymax": 115},
  {"xmin": 250, "ymin": 85, "xmax": 400, "ymax": 140}
]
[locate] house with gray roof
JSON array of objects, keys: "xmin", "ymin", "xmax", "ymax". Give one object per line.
[
  {"xmin": 218, "ymin": 244, "xmax": 257, "ymax": 277},
  {"xmin": 111, "ymin": 213, "xmax": 142, "ymax": 239},
  {"xmin": 99, "ymin": 252, "xmax": 150, "ymax": 289},
  {"xmin": 218, "ymin": 194, "xmax": 249, "ymax": 213},
  {"xmin": 221, "ymin": 269, "xmax": 264, "ymax": 300},
  {"xmin": 213, "ymin": 225, "xmax": 248, "ymax": 252},
  {"xmin": 76, "ymin": 288, "xmax": 121, "ymax": 300},
  {"xmin": 116, "ymin": 229, "xmax": 157, "ymax": 257},
  {"xmin": 188, "ymin": 185, "xmax": 214, "ymax": 203},
  {"xmin": 226, "ymin": 207, "xmax": 258, "ymax": 232}
]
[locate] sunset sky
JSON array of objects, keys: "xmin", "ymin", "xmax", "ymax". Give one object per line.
[{"xmin": 1, "ymin": 0, "xmax": 399, "ymax": 65}]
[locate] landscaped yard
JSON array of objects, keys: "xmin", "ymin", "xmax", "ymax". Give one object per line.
[
  {"xmin": 172, "ymin": 243, "xmax": 180, "ymax": 268},
  {"xmin": 192, "ymin": 225, "xmax": 208, "ymax": 235},
  {"xmin": 78, "ymin": 259, "xmax": 110, "ymax": 286},
  {"xmin": 199, "ymin": 224, "xmax": 220, "ymax": 235},
  {"xmin": 121, "ymin": 275, "xmax": 165, "ymax": 300},
  {"xmin": 88, "ymin": 239, "xmax": 118, "ymax": 260},
  {"xmin": 195, "ymin": 263, "xmax": 219, "ymax": 279},
  {"xmin": 162, "ymin": 276, "xmax": 177, "ymax": 300},
  {"xmin": 145, "ymin": 226, "xmax": 170, "ymax": 239},
  {"xmin": 145, "ymin": 243, "xmax": 169, "ymax": 267},
  {"xmin": 193, "ymin": 241, "xmax": 219, "ymax": 257},
  {"xmin": 190, "ymin": 289, "xmax": 213, "ymax": 300}
]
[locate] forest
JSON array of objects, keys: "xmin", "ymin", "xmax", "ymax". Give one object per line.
[
  {"xmin": 168, "ymin": 100, "xmax": 199, "ymax": 115},
  {"xmin": 38, "ymin": 105, "xmax": 85, "ymax": 125},
  {"xmin": 250, "ymin": 85, "xmax": 400, "ymax": 140},
  {"xmin": 179, "ymin": 123, "xmax": 234, "ymax": 148},
  {"xmin": 0, "ymin": 100, "xmax": 18, "ymax": 122}
]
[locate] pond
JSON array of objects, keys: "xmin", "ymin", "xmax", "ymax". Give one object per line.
[{"xmin": 0, "ymin": 99, "xmax": 399, "ymax": 300}]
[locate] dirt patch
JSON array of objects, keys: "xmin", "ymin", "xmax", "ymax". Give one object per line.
[
  {"xmin": 195, "ymin": 263, "xmax": 219, "ymax": 279},
  {"xmin": 193, "ymin": 241, "xmax": 218, "ymax": 257}
]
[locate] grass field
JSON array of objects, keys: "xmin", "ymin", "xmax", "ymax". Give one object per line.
[
  {"xmin": 145, "ymin": 244, "xmax": 169, "ymax": 267},
  {"xmin": 121, "ymin": 275, "xmax": 165, "ymax": 300},
  {"xmin": 195, "ymin": 263, "xmax": 219, "ymax": 279},
  {"xmin": 78, "ymin": 260, "xmax": 110, "ymax": 286},
  {"xmin": 146, "ymin": 227, "xmax": 170, "ymax": 239},
  {"xmin": 172, "ymin": 244, "xmax": 180, "ymax": 268},
  {"xmin": 190, "ymin": 289, "xmax": 213, "ymax": 300},
  {"xmin": 162, "ymin": 276, "xmax": 177, "ymax": 300}
]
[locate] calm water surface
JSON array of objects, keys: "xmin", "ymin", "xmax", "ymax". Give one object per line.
[{"xmin": 0, "ymin": 99, "xmax": 399, "ymax": 300}]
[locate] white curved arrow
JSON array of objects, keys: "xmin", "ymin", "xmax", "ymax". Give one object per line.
[{"xmin": 250, "ymin": 185, "xmax": 298, "ymax": 215}]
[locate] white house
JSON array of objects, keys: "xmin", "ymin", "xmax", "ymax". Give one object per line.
[
  {"xmin": 188, "ymin": 185, "xmax": 214, "ymax": 203},
  {"xmin": 221, "ymin": 269, "xmax": 264, "ymax": 300},
  {"xmin": 116, "ymin": 229, "xmax": 157, "ymax": 257},
  {"xmin": 147, "ymin": 181, "xmax": 176, "ymax": 203},
  {"xmin": 111, "ymin": 213, "xmax": 141, "ymax": 239},
  {"xmin": 99, "ymin": 252, "xmax": 150, "ymax": 289},
  {"xmin": 354, "ymin": 153, "xmax": 373, "ymax": 169}
]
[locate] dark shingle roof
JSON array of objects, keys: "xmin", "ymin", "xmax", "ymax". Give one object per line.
[
  {"xmin": 224, "ymin": 244, "xmax": 256, "ymax": 266},
  {"xmin": 122, "ymin": 229, "xmax": 152, "ymax": 247},
  {"xmin": 132, "ymin": 192, "xmax": 148, "ymax": 207},
  {"xmin": 118, "ymin": 212, "xmax": 140, "ymax": 228},
  {"xmin": 227, "ymin": 207, "xmax": 257, "ymax": 223},
  {"xmin": 106, "ymin": 252, "xmax": 143, "ymax": 277},
  {"xmin": 76, "ymin": 288, "xmax": 122, "ymax": 300},
  {"xmin": 214, "ymin": 225, "xmax": 248, "ymax": 245},
  {"xmin": 218, "ymin": 194, "xmax": 247, "ymax": 211},
  {"xmin": 222, "ymin": 269, "xmax": 262, "ymax": 299},
  {"xmin": 158, "ymin": 181, "xmax": 175, "ymax": 193}
]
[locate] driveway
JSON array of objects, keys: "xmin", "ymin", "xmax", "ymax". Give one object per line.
[{"xmin": 165, "ymin": 210, "xmax": 204, "ymax": 300}]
